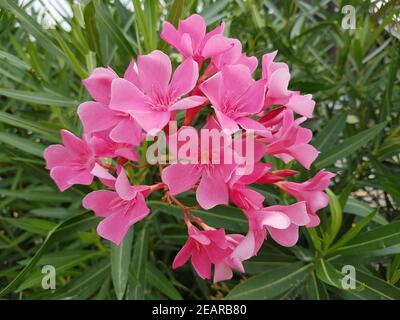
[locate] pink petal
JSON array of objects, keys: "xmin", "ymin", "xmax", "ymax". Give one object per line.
[
  {"xmin": 178, "ymin": 14, "xmax": 206, "ymax": 53},
  {"xmin": 162, "ymin": 163, "xmax": 201, "ymax": 195},
  {"xmin": 123, "ymin": 59, "xmax": 140, "ymax": 87},
  {"xmin": 44, "ymin": 145, "xmax": 71, "ymax": 169},
  {"xmin": 109, "ymin": 117, "xmax": 142, "ymax": 145},
  {"xmin": 288, "ymin": 143, "xmax": 319, "ymax": 169},
  {"xmin": 259, "ymin": 210, "xmax": 291, "ymax": 229},
  {"xmin": 160, "ymin": 21, "xmax": 181, "ymax": 50},
  {"xmin": 169, "ymin": 96, "xmax": 207, "ymax": 111},
  {"xmin": 82, "ymin": 67, "xmax": 117, "ymax": 104},
  {"xmin": 286, "ymin": 93, "xmax": 315, "ymax": 118},
  {"xmin": 115, "ymin": 169, "xmax": 136, "ymax": 201},
  {"xmin": 50, "ymin": 166, "xmax": 93, "ymax": 191},
  {"xmin": 268, "ymin": 224, "xmax": 299, "ymax": 247},
  {"xmin": 172, "ymin": 240, "xmax": 193, "ymax": 269},
  {"xmin": 267, "ymin": 68, "xmax": 290, "ymax": 98},
  {"xmin": 199, "ymin": 71, "xmax": 223, "ymax": 109},
  {"xmin": 60, "ymin": 130, "xmax": 87, "ymax": 155},
  {"xmin": 191, "ymin": 249, "xmax": 211, "ymax": 279},
  {"xmin": 202, "ymin": 34, "xmax": 233, "ymax": 59},
  {"xmin": 82, "ymin": 190, "xmax": 120, "ymax": 217},
  {"xmin": 78, "ymin": 101, "xmax": 118, "ymax": 134},
  {"xmin": 196, "ymin": 171, "xmax": 229, "ymax": 209},
  {"xmin": 130, "ymin": 109, "xmax": 171, "ymax": 135},
  {"xmin": 169, "ymin": 58, "xmax": 199, "ymax": 99},
  {"xmin": 138, "ymin": 50, "xmax": 171, "ymax": 97},
  {"xmin": 213, "ymin": 263, "xmax": 233, "ymax": 283},
  {"xmin": 109, "ymin": 78, "xmax": 148, "ymax": 113},
  {"xmin": 214, "ymin": 109, "xmax": 240, "ymax": 134}
]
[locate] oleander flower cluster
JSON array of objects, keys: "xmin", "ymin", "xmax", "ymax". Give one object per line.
[{"xmin": 43, "ymin": 14, "xmax": 335, "ymax": 283}]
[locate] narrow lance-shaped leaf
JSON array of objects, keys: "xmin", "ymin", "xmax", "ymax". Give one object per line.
[{"xmin": 111, "ymin": 227, "xmax": 134, "ymax": 300}]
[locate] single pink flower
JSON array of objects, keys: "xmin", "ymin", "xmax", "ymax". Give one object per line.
[
  {"xmin": 160, "ymin": 14, "xmax": 231, "ymax": 65},
  {"xmin": 250, "ymin": 201, "xmax": 310, "ymax": 251},
  {"xmin": 260, "ymin": 108, "xmax": 319, "ymax": 169},
  {"xmin": 44, "ymin": 130, "xmax": 95, "ymax": 191},
  {"xmin": 82, "ymin": 169, "xmax": 150, "ymax": 246},
  {"xmin": 262, "ymin": 51, "xmax": 315, "ymax": 118},
  {"xmin": 161, "ymin": 126, "xmax": 239, "ymax": 209},
  {"xmin": 277, "ymin": 169, "xmax": 336, "ymax": 227},
  {"xmin": 109, "ymin": 50, "xmax": 207, "ymax": 134},
  {"xmin": 172, "ymin": 226, "xmax": 239, "ymax": 281},
  {"xmin": 199, "ymin": 65, "xmax": 267, "ymax": 134}
]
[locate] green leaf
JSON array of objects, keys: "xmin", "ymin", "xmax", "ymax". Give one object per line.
[
  {"xmin": 344, "ymin": 197, "xmax": 388, "ymax": 225},
  {"xmin": 111, "ymin": 227, "xmax": 134, "ymax": 300},
  {"xmin": 0, "ymin": 132, "xmax": 45, "ymax": 157},
  {"xmin": 0, "ymin": 88, "xmax": 77, "ymax": 107},
  {"xmin": 0, "ymin": 50, "xmax": 29, "ymax": 70},
  {"xmin": 0, "ymin": 1, "xmax": 62, "ymax": 57},
  {"xmin": 225, "ymin": 263, "xmax": 312, "ymax": 300},
  {"xmin": 314, "ymin": 121, "xmax": 387, "ymax": 169},
  {"xmin": 0, "ymin": 217, "xmax": 57, "ymax": 235},
  {"xmin": 146, "ymin": 263, "xmax": 182, "ymax": 300},
  {"xmin": 0, "ymin": 111, "xmax": 59, "ymax": 141},
  {"xmin": 323, "ymin": 189, "xmax": 343, "ymax": 249},
  {"xmin": 127, "ymin": 226, "xmax": 148, "ymax": 299},
  {"xmin": 313, "ymin": 113, "xmax": 347, "ymax": 153},
  {"xmin": 334, "ymin": 221, "xmax": 400, "ymax": 256},
  {"xmin": 0, "ymin": 213, "xmax": 97, "ymax": 297},
  {"xmin": 95, "ymin": 1, "xmax": 136, "ymax": 57},
  {"xmin": 50, "ymin": 259, "xmax": 110, "ymax": 300},
  {"xmin": 315, "ymin": 259, "xmax": 342, "ymax": 288},
  {"xmin": 328, "ymin": 210, "xmax": 377, "ymax": 254}
]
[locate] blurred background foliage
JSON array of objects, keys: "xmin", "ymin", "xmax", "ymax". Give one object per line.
[{"xmin": 0, "ymin": 0, "xmax": 399, "ymax": 300}]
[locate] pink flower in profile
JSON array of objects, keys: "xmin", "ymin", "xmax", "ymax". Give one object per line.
[
  {"xmin": 199, "ymin": 65, "xmax": 267, "ymax": 134},
  {"xmin": 172, "ymin": 226, "xmax": 238, "ymax": 281},
  {"xmin": 277, "ymin": 169, "xmax": 336, "ymax": 227},
  {"xmin": 82, "ymin": 169, "xmax": 150, "ymax": 245},
  {"xmin": 262, "ymin": 51, "xmax": 315, "ymax": 118},
  {"xmin": 160, "ymin": 14, "xmax": 231, "ymax": 65},
  {"xmin": 249, "ymin": 202, "xmax": 310, "ymax": 253},
  {"xmin": 44, "ymin": 130, "xmax": 95, "ymax": 191},
  {"xmin": 110, "ymin": 50, "xmax": 207, "ymax": 134},
  {"xmin": 260, "ymin": 108, "xmax": 319, "ymax": 169}
]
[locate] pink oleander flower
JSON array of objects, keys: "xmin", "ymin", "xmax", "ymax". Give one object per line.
[
  {"xmin": 44, "ymin": 129, "xmax": 96, "ymax": 191},
  {"xmin": 247, "ymin": 202, "xmax": 310, "ymax": 255},
  {"xmin": 277, "ymin": 169, "xmax": 336, "ymax": 227},
  {"xmin": 260, "ymin": 108, "xmax": 319, "ymax": 169},
  {"xmin": 160, "ymin": 14, "xmax": 231, "ymax": 65},
  {"xmin": 162, "ymin": 126, "xmax": 238, "ymax": 209},
  {"xmin": 172, "ymin": 226, "xmax": 250, "ymax": 282},
  {"xmin": 262, "ymin": 51, "xmax": 315, "ymax": 118},
  {"xmin": 109, "ymin": 50, "xmax": 207, "ymax": 134},
  {"xmin": 82, "ymin": 169, "xmax": 150, "ymax": 245},
  {"xmin": 199, "ymin": 64, "xmax": 267, "ymax": 134}
]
